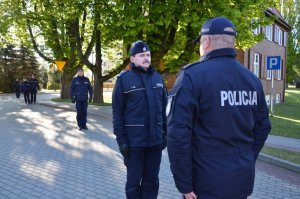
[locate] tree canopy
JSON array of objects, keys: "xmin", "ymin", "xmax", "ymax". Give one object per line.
[
  {"xmin": 0, "ymin": 0, "xmax": 279, "ymax": 97},
  {"xmin": 280, "ymin": 0, "xmax": 300, "ymax": 83},
  {"xmin": 0, "ymin": 44, "xmax": 40, "ymax": 92}
]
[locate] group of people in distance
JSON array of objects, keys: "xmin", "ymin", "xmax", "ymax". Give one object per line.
[{"xmin": 13, "ymin": 73, "xmax": 40, "ymax": 104}]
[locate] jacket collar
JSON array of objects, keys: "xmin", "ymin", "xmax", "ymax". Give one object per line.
[
  {"xmin": 200, "ymin": 48, "xmax": 236, "ymax": 62},
  {"xmin": 131, "ymin": 63, "xmax": 154, "ymax": 74}
]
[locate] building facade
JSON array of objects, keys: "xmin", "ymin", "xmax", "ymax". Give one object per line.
[{"xmin": 237, "ymin": 8, "xmax": 292, "ymax": 104}]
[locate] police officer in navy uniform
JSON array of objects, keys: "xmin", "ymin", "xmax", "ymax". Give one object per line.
[
  {"xmin": 112, "ymin": 40, "xmax": 167, "ymax": 199},
  {"xmin": 29, "ymin": 73, "xmax": 40, "ymax": 104},
  {"xmin": 167, "ymin": 17, "xmax": 271, "ymax": 199},
  {"xmin": 70, "ymin": 67, "xmax": 93, "ymax": 130},
  {"xmin": 21, "ymin": 78, "xmax": 31, "ymax": 104},
  {"xmin": 13, "ymin": 78, "xmax": 21, "ymax": 98}
]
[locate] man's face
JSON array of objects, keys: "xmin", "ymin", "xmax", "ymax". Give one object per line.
[
  {"xmin": 32, "ymin": 75, "xmax": 35, "ymax": 79},
  {"xmin": 77, "ymin": 70, "xmax": 84, "ymax": 77},
  {"xmin": 130, "ymin": 51, "xmax": 151, "ymax": 68}
]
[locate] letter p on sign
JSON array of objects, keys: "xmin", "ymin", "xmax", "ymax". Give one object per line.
[{"xmin": 267, "ymin": 56, "xmax": 281, "ymax": 70}]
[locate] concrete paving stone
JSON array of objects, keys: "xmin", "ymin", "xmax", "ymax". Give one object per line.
[
  {"xmin": 6, "ymin": 193, "xmax": 23, "ymax": 199},
  {"xmin": 0, "ymin": 189, "xmax": 11, "ymax": 197},
  {"xmin": 30, "ymin": 191, "xmax": 43, "ymax": 198},
  {"xmin": 50, "ymin": 189, "xmax": 65, "ymax": 196},
  {"xmin": 83, "ymin": 195, "xmax": 97, "ymax": 199}
]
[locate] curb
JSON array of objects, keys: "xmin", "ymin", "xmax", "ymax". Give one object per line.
[{"xmin": 258, "ymin": 153, "xmax": 300, "ymax": 174}]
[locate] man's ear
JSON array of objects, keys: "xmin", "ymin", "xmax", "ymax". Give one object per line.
[{"xmin": 203, "ymin": 36, "xmax": 211, "ymax": 50}]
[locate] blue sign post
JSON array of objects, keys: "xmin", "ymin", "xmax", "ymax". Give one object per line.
[{"xmin": 267, "ymin": 56, "xmax": 281, "ymax": 116}]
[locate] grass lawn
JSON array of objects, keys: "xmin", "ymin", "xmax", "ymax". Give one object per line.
[
  {"xmin": 261, "ymin": 146, "xmax": 300, "ymax": 165},
  {"xmin": 270, "ymin": 87, "xmax": 300, "ymax": 139}
]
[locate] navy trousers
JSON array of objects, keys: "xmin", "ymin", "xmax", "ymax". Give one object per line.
[
  {"xmin": 124, "ymin": 145, "xmax": 162, "ymax": 199},
  {"xmin": 75, "ymin": 100, "xmax": 88, "ymax": 128},
  {"xmin": 23, "ymin": 92, "xmax": 30, "ymax": 104},
  {"xmin": 15, "ymin": 90, "xmax": 20, "ymax": 98},
  {"xmin": 30, "ymin": 90, "xmax": 37, "ymax": 103}
]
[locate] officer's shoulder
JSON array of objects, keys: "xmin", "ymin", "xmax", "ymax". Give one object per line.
[
  {"xmin": 117, "ymin": 70, "xmax": 129, "ymax": 78},
  {"xmin": 180, "ymin": 60, "xmax": 203, "ymax": 72}
]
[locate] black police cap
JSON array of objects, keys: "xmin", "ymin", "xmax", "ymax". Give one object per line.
[{"xmin": 129, "ymin": 40, "xmax": 150, "ymax": 56}]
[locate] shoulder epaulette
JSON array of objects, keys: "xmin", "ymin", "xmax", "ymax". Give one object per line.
[
  {"xmin": 181, "ymin": 61, "xmax": 201, "ymax": 71},
  {"xmin": 117, "ymin": 70, "xmax": 129, "ymax": 78}
]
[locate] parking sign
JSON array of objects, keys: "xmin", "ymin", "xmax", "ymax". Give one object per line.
[{"xmin": 267, "ymin": 56, "xmax": 281, "ymax": 70}]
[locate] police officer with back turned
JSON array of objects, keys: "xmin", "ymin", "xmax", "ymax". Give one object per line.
[
  {"xmin": 167, "ymin": 17, "xmax": 271, "ymax": 199},
  {"xmin": 70, "ymin": 67, "xmax": 93, "ymax": 130},
  {"xmin": 112, "ymin": 40, "xmax": 167, "ymax": 199}
]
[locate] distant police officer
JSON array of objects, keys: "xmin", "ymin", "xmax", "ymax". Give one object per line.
[
  {"xmin": 112, "ymin": 40, "xmax": 167, "ymax": 199},
  {"xmin": 70, "ymin": 67, "xmax": 93, "ymax": 130},
  {"xmin": 21, "ymin": 78, "xmax": 31, "ymax": 104},
  {"xmin": 13, "ymin": 78, "xmax": 21, "ymax": 98},
  {"xmin": 167, "ymin": 17, "xmax": 271, "ymax": 199},
  {"xmin": 29, "ymin": 73, "xmax": 40, "ymax": 104}
]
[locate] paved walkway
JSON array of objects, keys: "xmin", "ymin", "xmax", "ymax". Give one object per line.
[
  {"xmin": 0, "ymin": 92, "xmax": 299, "ymax": 199},
  {"xmin": 265, "ymin": 135, "xmax": 300, "ymax": 152}
]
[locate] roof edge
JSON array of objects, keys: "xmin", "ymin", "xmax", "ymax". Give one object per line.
[{"xmin": 265, "ymin": 9, "xmax": 292, "ymax": 31}]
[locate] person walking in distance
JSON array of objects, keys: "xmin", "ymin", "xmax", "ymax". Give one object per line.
[
  {"xmin": 21, "ymin": 78, "xmax": 31, "ymax": 104},
  {"xmin": 29, "ymin": 73, "xmax": 40, "ymax": 104},
  {"xmin": 70, "ymin": 67, "xmax": 93, "ymax": 131},
  {"xmin": 13, "ymin": 78, "xmax": 21, "ymax": 98}
]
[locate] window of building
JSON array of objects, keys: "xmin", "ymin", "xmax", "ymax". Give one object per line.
[
  {"xmin": 274, "ymin": 26, "xmax": 279, "ymax": 43},
  {"xmin": 276, "ymin": 94, "xmax": 281, "ymax": 104},
  {"xmin": 284, "ymin": 32, "xmax": 288, "ymax": 46},
  {"xmin": 265, "ymin": 25, "xmax": 273, "ymax": 41},
  {"xmin": 253, "ymin": 24, "xmax": 261, "ymax": 35},
  {"xmin": 278, "ymin": 29, "xmax": 283, "ymax": 45},
  {"xmin": 253, "ymin": 53, "xmax": 260, "ymax": 78},
  {"xmin": 265, "ymin": 95, "xmax": 271, "ymax": 105}
]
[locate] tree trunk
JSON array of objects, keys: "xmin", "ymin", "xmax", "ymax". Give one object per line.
[
  {"xmin": 60, "ymin": 71, "xmax": 74, "ymax": 99},
  {"xmin": 93, "ymin": 74, "xmax": 104, "ymax": 103}
]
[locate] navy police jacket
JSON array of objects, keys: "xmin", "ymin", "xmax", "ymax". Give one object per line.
[
  {"xmin": 70, "ymin": 76, "xmax": 93, "ymax": 101},
  {"xmin": 112, "ymin": 65, "xmax": 167, "ymax": 147},
  {"xmin": 29, "ymin": 78, "xmax": 39, "ymax": 92},
  {"xmin": 29, "ymin": 79, "xmax": 40, "ymax": 92},
  {"xmin": 167, "ymin": 48, "xmax": 271, "ymax": 198},
  {"xmin": 21, "ymin": 81, "xmax": 31, "ymax": 93}
]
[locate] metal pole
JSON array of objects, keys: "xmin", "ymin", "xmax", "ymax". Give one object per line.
[{"xmin": 270, "ymin": 70, "xmax": 274, "ymax": 116}]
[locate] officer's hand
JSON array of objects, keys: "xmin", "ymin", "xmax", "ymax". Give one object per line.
[
  {"xmin": 119, "ymin": 144, "xmax": 130, "ymax": 158},
  {"xmin": 89, "ymin": 98, "xmax": 92, "ymax": 103},
  {"xmin": 183, "ymin": 192, "xmax": 197, "ymax": 199},
  {"xmin": 162, "ymin": 134, "xmax": 167, "ymax": 150},
  {"xmin": 71, "ymin": 96, "xmax": 76, "ymax": 103}
]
